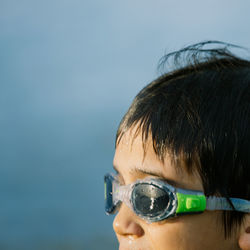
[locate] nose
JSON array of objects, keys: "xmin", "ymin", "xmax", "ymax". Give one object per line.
[{"xmin": 113, "ymin": 204, "xmax": 144, "ymax": 239}]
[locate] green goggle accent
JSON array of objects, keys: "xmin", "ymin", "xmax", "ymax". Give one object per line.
[{"xmin": 176, "ymin": 193, "xmax": 206, "ymax": 214}]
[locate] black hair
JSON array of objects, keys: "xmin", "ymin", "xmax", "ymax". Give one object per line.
[{"xmin": 116, "ymin": 41, "xmax": 250, "ymax": 237}]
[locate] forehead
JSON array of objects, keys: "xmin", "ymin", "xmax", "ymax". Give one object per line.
[{"xmin": 113, "ymin": 127, "xmax": 203, "ymax": 191}]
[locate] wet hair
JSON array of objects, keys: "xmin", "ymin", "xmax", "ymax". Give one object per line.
[{"xmin": 116, "ymin": 41, "xmax": 250, "ymax": 237}]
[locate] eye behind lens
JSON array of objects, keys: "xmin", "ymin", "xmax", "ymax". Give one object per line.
[{"xmin": 131, "ymin": 183, "xmax": 171, "ymax": 218}]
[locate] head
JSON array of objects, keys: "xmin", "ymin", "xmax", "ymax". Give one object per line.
[{"xmin": 111, "ymin": 41, "xmax": 250, "ymax": 250}]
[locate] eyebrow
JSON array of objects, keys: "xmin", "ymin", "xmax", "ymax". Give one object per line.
[
  {"xmin": 113, "ymin": 165, "xmax": 179, "ymax": 187},
  {"xmin": 130, "ymin": 167, "xmax": 166, "ymax": 179}
]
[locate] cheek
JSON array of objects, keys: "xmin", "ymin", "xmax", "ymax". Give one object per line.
[
  {"xmin": 146, "ymin": 219, "xmax": 191, "ymax": 250},
  {"xmin": 144, "ymin": 213, "xmax": 228, "ymax": 250}
]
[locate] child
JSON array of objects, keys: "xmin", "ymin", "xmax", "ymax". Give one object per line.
[{"xmin": 104, "ymin": 41, "xmax": 250, "ymax": 250}]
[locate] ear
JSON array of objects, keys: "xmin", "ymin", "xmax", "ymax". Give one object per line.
[{"xmin": 238, "ymin": 214, "xmax": 250, "ymax": 250}]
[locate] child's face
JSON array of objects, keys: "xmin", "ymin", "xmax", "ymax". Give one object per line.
[{"xmin": 112, "ymin": 128, "xmax": 239, "ymax": 250}]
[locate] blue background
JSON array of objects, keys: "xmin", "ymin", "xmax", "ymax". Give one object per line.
[{"xmin": 1, "ymin": 0, "xmax": 250, "ymax": 249}]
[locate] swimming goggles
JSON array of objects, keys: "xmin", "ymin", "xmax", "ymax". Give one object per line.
[{"xmin": 104, "ymin": 173, "xmax": 250, "ymax": 223}]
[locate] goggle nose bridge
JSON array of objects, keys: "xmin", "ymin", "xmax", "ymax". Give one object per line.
[{"xmin": 113, "ymin": 181, "xmax": 134, "ymax": 210}]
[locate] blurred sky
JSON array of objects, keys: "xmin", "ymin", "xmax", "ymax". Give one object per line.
[{"xmin": 0, "ymin": 0, "xmax": 250, "ymax": 249}]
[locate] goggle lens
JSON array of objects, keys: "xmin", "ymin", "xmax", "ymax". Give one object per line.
[
  {"xmin": 104, "ymin": 174, "xmax": 116, "ymax": 214},
  {"xmin": 132, "ymin": 183, "xmax": 170, "ymax": 217}
]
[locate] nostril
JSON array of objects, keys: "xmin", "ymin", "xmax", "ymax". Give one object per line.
[
  {"xmin": 113, "ymin": 218, "xmax": 144, "ymax": 237},
  {"xmin": 126, "ymin": 221, "xmax": 144, "ymax": 237}
]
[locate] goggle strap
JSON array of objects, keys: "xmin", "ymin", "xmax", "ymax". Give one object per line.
[{"xmin": 206, "ymin": 197, "xmax": 250, "ymax": 212}]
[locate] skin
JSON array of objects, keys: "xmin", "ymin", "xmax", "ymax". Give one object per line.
[{"xmin": 112, "ymin": 128, "xmax": 242, "ymax": 250}]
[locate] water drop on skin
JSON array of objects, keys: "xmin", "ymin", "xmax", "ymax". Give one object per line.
[{"xmin": 128, "ymin": 235, "xmax": 134, "ymax": 245}]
